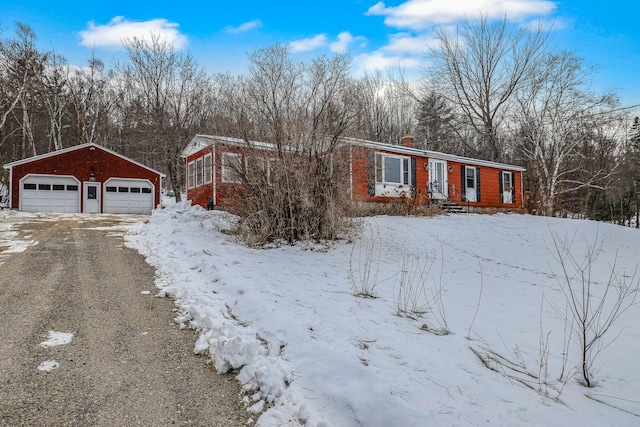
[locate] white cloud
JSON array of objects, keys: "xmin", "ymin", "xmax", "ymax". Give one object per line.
[
  {"xmin": 354, "ymin": 51, "xmax": 421, "ymax": 72},
  {"xmin": 79, "ymin": 16, "xmax": 188, "ymax": 49},
  {"xmin": 384, "ymin": 33, "xmax": 439, "ymax": 53},
  {"xmin": 227, "ymin": 20, "xmax": 263, "ymax": 34},
  {"xmin": 329, "ymin": 31, "xmax": 367, "ymax": 53},
  {"xmin": 366, "ymin": 0, "xmax": 557, "ymax": 30},
  {"xmin": 289, "ymin": 34, "xmax": 328, "ymax": 53}
]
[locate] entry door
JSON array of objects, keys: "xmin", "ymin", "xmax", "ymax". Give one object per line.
[
  {"xmin": 465, "ymin": 167, "xmax": 477, "ymax": 202},
  {"xmin": 428, "ymin": 160, "xmax": 448, "ymax": 199},
  {"xmin": 83, "ymin": 182, "xmax": 101, "ymax": 213}
]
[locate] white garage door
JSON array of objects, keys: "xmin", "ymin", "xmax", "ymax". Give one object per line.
[
  {"xmin": 103, "ymin": 178, "xmax": 154, "ymax": 214},
  {"xmin": 20, "ymin": 175, "xmax": 80, "ymax": 213}
]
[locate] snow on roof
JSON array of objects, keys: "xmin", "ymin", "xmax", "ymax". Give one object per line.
[{"xmin": 184, "ymin": 134, "xmax": 525, "ymax": 172}]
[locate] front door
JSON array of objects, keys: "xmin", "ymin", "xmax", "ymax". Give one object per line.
[
  {"xmin": 83, "ymin": 182, "xmax": 101, "ymax": 213},
  {"xmin": 428, "ymin": 160, "xmax": 448, "ymax": 199}
]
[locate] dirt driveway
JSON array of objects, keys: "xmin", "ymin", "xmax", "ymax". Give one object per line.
[{"xmin": 0, "ymin": 215, "xmax": 247, "ymax": 426}]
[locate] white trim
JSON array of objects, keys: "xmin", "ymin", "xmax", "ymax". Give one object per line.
[
  {"xmin": 344, "ymin": 138, "xmax": 526, "ymax": 172},
  {"xmin": 204, "ymin": 153, "xmax": 213, "ymax": 184},
  {"xmin": 520, "ymin": 171, "xmax": 524, "ymax": 209},
  {"xmin": 222, "ymin": 152, "xmax": 242, "ymax": 183},
  {"xmin": 374, "ymin": 152, "xmax": 412, "ymax": 198},
  {"xmin": 183, "ymin": 134, "xmax": 525, "ymax": 173},
  {"xmin": 103, "ymin": 177, "xmax": 155, "ymax": 214},
  {"xmin": 196, "ymin": 157, "xmax": 204, "ymax": 187},
  {"xmin": 464, "ymin": 166, "xmax": 478, "ymax": 203},
  {"xmin": 349, "ymin": 145, "xmax": 353, "ymax": 200},
  {"xmin": 187, "ymin": 160, "xmax": 195, "ymax": 189},
  {"xmin": 4, "ymin": 143, "xmax": 166, "ymax": 178},
  {"xmin": 428, "ymin": 160, "xmax": 448, "ymax": 199},
  {"xmin": 19, "ymin": 174, "xmax": 81, "ymax": 213},
  {"xmin": 83, "ymin": 181, "xmax": 102, "ymax": 213},
  {"xmin": 212, "ymin": 150, "xmax": 217, "ymax": 206}
]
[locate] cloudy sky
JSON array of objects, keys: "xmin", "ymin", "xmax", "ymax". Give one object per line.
[{"xmin": 1, "ymin": 0, "xmax": 639, "ymax": 108}]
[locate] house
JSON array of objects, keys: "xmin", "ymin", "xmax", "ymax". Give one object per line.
[
  {"xmin": 347, "ymin": 134, "xmax": 525, "ymax": 212},
  {"xmin": 182, "ymin": 134, "xmax": 525, "ymax": 212},
  {"xmin": 4, "ymin": 143, "xmax": 165, "ymax": 214}
]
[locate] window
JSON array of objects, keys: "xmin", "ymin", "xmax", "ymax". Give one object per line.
[
  {"xmin": 466, "ymin": 167, "xmax": 476, "ymax": 189},
  {"xmin": 130, "ymin": 187, "xmax": 141, "ymax": 193},
  {"xmin": 187, "ymin": 161, "xmax": 195, "ymax": 189},
  {"xmin": 87, "ymin": 186, "xmax": 97, "ymax": 200},
  {"xmin": 23, "ymin": 183, "xmax": 36, "ymax": 190},
  {"xmin": 38, "ymin": 184, "xmax": 51, "ymax": 191},
  {"xmin": 375, "ymin": 153, "xmax": 411, "ymax": 185},
  {"xmin": 106, "ymin": 186, "xmax": 117, "ymax": 192},
  {"xmin": 196, "ymin": 157, "xmax": 204, "ymax": 186},
  {"xmin": 67, "ymin": 185, "xmax": 78, "ymax": 191},
  {"xmin": 204, "ymin": 154, "xmax": 213, "ymax": 184},
  {"xmin": 141, "ymin": 188, "xmax": 152, "ymax": 194},
  {"xmin": 500, "ymin": 171, "xmax": 515, "ymax": 204},
  {"xmin": 118, "ymin": 187, "xmax": 129, "ymax": 193},
  {"xmin": 461, "ymin": 166, "xmax": 480, "ymax": 203},
  {"xmin": 222, "ymin": 152, "xmax": 242, "ymax": 183},
  {"xmin": 52, "ymin": 184, "xmax": 65, "ymax": 191}
]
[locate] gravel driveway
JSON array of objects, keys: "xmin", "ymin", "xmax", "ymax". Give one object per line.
[{"xmin": 0, "ymin": 215, "xmax": 247, "ymax": 426}]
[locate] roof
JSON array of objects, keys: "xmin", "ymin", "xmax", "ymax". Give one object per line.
[
  {"xmin": 182, "ymin": 134, "xmax": 277, "ymax": 157},
  {"xmin": 3, "ymin": 143, "xmax": 166, "ymax": 178},
  {"xmin": 342, "ymin": 137, "xmax": 526, "ymax": 172},
  {"xmin": 183, "ymin": 134, "xmax": 526, "ymax": 172}
]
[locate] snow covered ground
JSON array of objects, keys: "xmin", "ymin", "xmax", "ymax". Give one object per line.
[{"xmin": 122, "ymin": 204, "xmax": 639, "ymax": 425}]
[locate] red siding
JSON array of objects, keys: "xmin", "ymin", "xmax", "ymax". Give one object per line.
[
  {"xmin": 186, "ymin": 146, "xmax": 214, "ymax": 208},
  {"xmin": 186, "ymin": 144, "xmax": 246, "ymax": 209},
  {"xmin": 9, "ymin": 145, "xmax": 162, "ymax": 211},
  {"xmin": 447, "ymin": 161, "xmax": 523, "ymax": 209},
  {"xmin": 350, "ymin": 147, "xmax": 523, "ymax": 210},
  {"xmin": 185, "ymin": 139, "xmax": 524, "ymax": 211}
]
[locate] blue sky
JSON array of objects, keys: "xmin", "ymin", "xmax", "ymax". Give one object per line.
[{"xmin": 1, "ymin": 0, "xmax": 639, "ymax": 109}]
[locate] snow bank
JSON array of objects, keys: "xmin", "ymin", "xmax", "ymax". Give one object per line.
[{"xmin": 126, "ymin": 202, "xmax": 640, "ymax": 426}]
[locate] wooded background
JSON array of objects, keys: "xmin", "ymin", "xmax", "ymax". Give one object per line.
[{"xmin": 1, "ymin": 20, "xmax": 639, "ymax": 224}]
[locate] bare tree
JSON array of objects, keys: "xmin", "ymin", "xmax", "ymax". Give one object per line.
[
  {"xmin": 2, "ymin": 23, "xmax": 50, "ymax": 158},
  {"xmin": 0, "ymin": 27, "xmax": 31, "ymax": 147},
  {"xmin": 515, "ymin": 51, "xmax": 619, "ymax": 216},
  {"xmin": 428, "ymin": 16, "xmax": 549, "ymax": 161},
  {"xmin": 220, "ymin": 45, "xmax": 358, "ymax": 244},
  {"xmin": 351, "ymin": 70, "xmax": 417, "ymax": 144},
  {"xmin": 120, "ymin": 34, "xmax": 212, "ymax": 201},
  {"xmin": 41, "ymin": 52, "xmax": 69, "ymax": 151},
  {"xmin": 65, "ymin": 53, "xmax": 119, "ymax": 146},
  {"xmin": 550, "ymin": 231, "xmax": 639, "ymax": 387}
]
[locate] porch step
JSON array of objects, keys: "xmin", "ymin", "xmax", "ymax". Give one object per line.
[{"xmin": 436, "ymin": 200, "xmax": 466, "ymax": 214}]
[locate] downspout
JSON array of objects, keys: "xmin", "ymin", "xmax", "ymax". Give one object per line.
[
  {"xmin": 349, "ymin": 145, "xmax": 353, "ymax": 200},
  {"xmin": 212, "ymin": 146, "xmax": 217, "ymax": 206},
  {"xmin": 520, "ymin": 171, "xmax": 524, "ymax": 209},
  {"xmin": 184, "ymin": 156, "xmax": 188, "ymax": 202}
]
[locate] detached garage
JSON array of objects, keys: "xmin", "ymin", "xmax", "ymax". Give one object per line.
[{"xmin": 4, "ymin": 143, "xmax": 164, "ymax": 214}]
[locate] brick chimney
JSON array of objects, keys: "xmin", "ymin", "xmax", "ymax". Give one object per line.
[{"xmin": 400, "ymin": 133, "xmax": 415, "ymax": 148}]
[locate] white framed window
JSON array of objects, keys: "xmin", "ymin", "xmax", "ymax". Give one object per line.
[
  {"xmin": 375, "ymin": 153, "xmax": 411, "ymax": 186},
  {"xmin": 196, "ymin": 157, "xmax": 204, "ymax": 186},
  {"xmin": 204, "ymin": 154, "xmax": 213, "ymax": 184},
  {"xmin": 187, "ymin": 161, "xmax": 195, "ymax": 189},
  {"xmin": 371, "ymin": 152, "xmax": 413, "ymax": 198},
  {"xmin": 222, "ymin": 152, "xmax": 242, "ymax": 183},
  {"xmin": 501, "ymin": 171, "xmax": 514, "ymax": 204}
]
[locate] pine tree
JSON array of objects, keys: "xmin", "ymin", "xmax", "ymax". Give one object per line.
[{"xmin": 415, "ymin": 90, "xmax": 455, "ymax": 152}]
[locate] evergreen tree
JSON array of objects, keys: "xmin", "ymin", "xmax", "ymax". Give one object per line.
[{"xmin": 415, "ymin": 90, "xmax": 455, "ymax": 152}]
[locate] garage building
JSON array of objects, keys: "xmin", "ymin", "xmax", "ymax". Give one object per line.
[{"xmin": 4, "ymin": 143, "xmax": 164, "ymax": 214}]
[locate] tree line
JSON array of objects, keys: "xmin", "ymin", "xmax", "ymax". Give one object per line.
[{"xmin": 0, "ymin": 20, "xmax": 638, "ymax": 226}]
